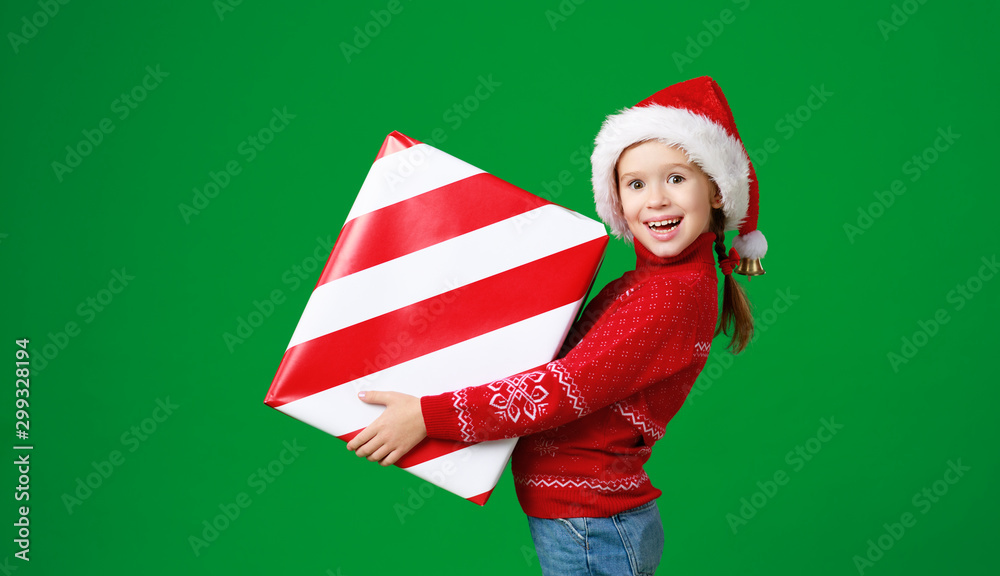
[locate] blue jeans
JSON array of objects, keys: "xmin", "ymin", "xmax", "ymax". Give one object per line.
[{"xmin": 527, "ymin": 500, "xmax": 664, "ymax": 576}]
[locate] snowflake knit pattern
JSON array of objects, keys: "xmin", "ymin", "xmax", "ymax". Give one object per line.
[{"xmin": 421, "ymin": 231, "xmax": 719, "ymax": 518}]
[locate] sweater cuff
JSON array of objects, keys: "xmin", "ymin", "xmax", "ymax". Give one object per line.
[{"xmin": 420, "ymin": 392, "xmax": 464, "ymax": 441}]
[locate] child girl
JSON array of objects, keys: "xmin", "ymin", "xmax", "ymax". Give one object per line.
[{"xmin": 347, "ymin": 76, "xmax": 768, "ymax": 576}]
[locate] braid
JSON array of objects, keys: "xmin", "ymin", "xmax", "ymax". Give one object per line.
[
  {"xmin": 711, "ymin": 209, "xmax": 728, "ymax": 265},
  {"xmin": 709, "ymin": 207, "xmax": 754, "ymax": 353}
]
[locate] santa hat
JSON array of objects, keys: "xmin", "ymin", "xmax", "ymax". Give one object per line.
[{"xmin": 590, "ymin": 76, "xmax": 767, "ymax": 262}]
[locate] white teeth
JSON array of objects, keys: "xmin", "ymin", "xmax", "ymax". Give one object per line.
[{"xmin": 648, "ymin": 218, "xmax": 681, "ymax": 230}]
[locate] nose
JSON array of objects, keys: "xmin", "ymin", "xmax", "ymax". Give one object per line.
[{"xmin": 646, "ymin": 183, "xmax": 670, "ymax": 208}]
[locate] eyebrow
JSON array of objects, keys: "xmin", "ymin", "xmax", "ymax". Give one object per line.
[{"xmin": 618, "ymin": 163, "xmax": 694, "ymax": 181}]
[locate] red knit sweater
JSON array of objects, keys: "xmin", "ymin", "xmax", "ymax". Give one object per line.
[{"xmin": 421, "ymin": 231, "xmax": 719, "ymax": 518}]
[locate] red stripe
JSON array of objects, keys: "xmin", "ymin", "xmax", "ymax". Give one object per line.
[
  {"xmin": 337, "ymin": 429, "xmax": 474, "ymax": 469},
  {"xmin": 316, "ymin": 173, "xmax": 551, "ymax": 287},
  {"xmin": 466, "ymin": 489, "xmax": 493, "ymax": 506},
  {"xmin": 264, "ymin": 237, "xmax": 607, "ymax": 407},
  {"xmin": 375, "ymin": 131, "xmax": 422, "ymax": 161}
]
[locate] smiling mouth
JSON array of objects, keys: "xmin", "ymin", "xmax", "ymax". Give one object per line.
[{"xmin": 647, "ymin": 218, "xmax": 681, "ymax": 232}]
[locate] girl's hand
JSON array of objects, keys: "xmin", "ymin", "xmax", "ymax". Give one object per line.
[{"xmin": 346, "ymin": 391, "xmax": 427, "ymax": 467}]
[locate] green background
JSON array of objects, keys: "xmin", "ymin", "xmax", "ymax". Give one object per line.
[{"xmin": 2, "ymin": 0, "xmax": 997, "ymax": 574}]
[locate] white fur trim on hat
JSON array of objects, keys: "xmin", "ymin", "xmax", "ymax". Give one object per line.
[
  {"xmin": 732, "ymin": 230, "xmax": 767, "ymax": 260},
  {"xmin": 591, "ymin": 104, "xmax": 750, "ymax": 242}
]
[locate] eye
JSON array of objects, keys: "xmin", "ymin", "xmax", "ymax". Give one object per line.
[
  {"xmin": 668, "ymin": 174, "xmax": 685, "ymax": 184},
  {"xmin": 627, "ymin": 179, "xmax": 645, "ymax": 190}
]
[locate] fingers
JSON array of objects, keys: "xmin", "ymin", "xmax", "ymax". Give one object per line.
[
  {"xmin": 353, "ymin": 436, "xmax": 387, "ymax": 460},
  {"xmin": 346, "ymin": 426, "xmax": 376, "ymax": 452},
  {"xmin": 350, "ymin": 435, "xmax": 399, "ymax": 465},
  {"xmin": 368, "ymin": 444, "xmax": 393, "ymax": 464},
  {"xmin": 381, "ymin": 449, "xmax": 405, "ymax": 467},
  {"xmin": 346, "ymin": 422, "xmax": 393, "ymax": 461},
  {"xmin": 349, "ymin": 390, "xmax": 389, "ymax": 453},
  {"xmin": 358, "ymin": 390, "xmax": 389, "ymax": 405},
  {"xmin": 346, "ymin": 390, "xmax": 423, "ymax": 466}
]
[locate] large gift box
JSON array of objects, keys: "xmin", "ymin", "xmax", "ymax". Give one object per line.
[{"xmin": 264, "ymin": 131, "xmax": 607, "ymax": 504}]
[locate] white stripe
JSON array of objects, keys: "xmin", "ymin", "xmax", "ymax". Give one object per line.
[
  {"xmin": 275, "ymin": 300, "xmax": 584, "ymax": 437},
  {"xmin": 403, "ymin": 439, "xmax": 518, "ymax": 499},
  {"xmin": 286, "ymin": 204, "xmax": 605, "ymax": 349},
  {"xmin": 345, "ymin": 143, "xmax": 483, "ymax": 223}
]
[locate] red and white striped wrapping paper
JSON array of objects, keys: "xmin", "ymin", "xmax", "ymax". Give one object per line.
[{"xmin": 264, "ymin": 131, "xmax": 607, "ymax": 505}]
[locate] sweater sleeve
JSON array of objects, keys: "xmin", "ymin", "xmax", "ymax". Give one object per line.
[{"xmin": 420, "ymin": 276, "xmax": 702, "ymax": 442}]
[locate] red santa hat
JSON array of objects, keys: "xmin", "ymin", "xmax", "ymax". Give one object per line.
[{"xmin": 590, "ymin": 76, "xmax": 767, "ymax": 262}]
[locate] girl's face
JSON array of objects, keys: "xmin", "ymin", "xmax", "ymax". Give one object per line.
[{"xmin": 617, "ymin": 140, "xmax": 722, "ymax": 258}]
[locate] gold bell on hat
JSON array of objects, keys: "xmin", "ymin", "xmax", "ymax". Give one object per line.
[{"xmin": 735, "ymin": 257, "xmax": 765, "ymax": 278}]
